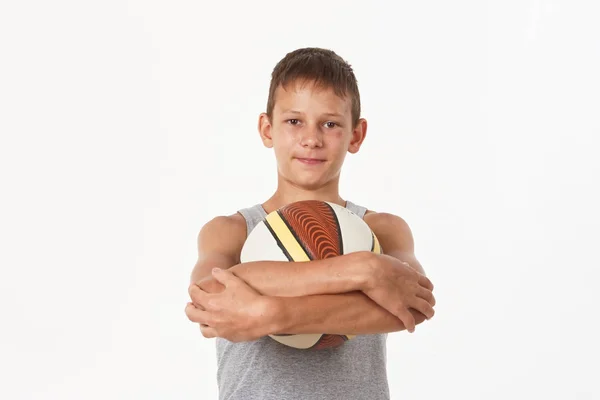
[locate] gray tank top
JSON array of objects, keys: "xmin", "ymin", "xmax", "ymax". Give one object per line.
[{"xmin": 215, "ymin": 200, "xmax": 390, "ymax": 400}]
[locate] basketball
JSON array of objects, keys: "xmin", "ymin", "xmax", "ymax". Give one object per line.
[{"xmin": 240, "ymin": 199, "xmax": 382, "ymax": 350}]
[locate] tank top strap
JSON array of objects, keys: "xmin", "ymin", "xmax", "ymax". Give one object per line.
[
  {"xmin": 345, "ymin": 200, "xmax": 367, "ymax": 219},
  {"xmin": 237, "ymin": 204, "xmax": 267, "ymax": 237}
]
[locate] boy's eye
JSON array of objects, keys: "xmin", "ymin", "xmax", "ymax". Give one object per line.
[
  {"xmin": 287, "ymin": 119, "xmax": 300, "ymax": 125},
  {"xmin": 325, "ymin": 121, "xmax": 337, "ymax": 128}
]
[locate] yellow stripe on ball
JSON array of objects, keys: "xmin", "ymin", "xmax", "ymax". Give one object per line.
[{"xmin": 265, "ymin": 212, "xmax": 311, "ymax": 262}]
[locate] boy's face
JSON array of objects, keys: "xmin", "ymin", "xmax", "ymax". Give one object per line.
[{"xmin": 258, "ymin": 81, "xmax": 367, "ymax": 190}]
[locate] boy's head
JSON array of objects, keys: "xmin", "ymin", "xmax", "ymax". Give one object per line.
[
  {"xmin": 265, "ymin": 47, "xmax": 361, "ymax": 127},
  {"xmin": 258, "ymin": 48, "xmax": 368, "ymax": 190}
]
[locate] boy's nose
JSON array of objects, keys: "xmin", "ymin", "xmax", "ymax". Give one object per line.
[{"xmin": 299, "ymin": 127, "xmax": 323, "ymax": 148}]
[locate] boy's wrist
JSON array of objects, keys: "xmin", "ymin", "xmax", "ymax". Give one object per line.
[
  {"xmin": 346, "ymin": 251, "xmax": 378, "ymax": 292},
  {"xmin": 262, "ymin": 296, "xmax": 289, "ymax": 335}
]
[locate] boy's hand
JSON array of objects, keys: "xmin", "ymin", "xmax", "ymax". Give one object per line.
[
  {"xmin": 186, "ymin": 268, "xmax": 275, "ymax": 342},
  {"xmin": 363, "ymin": 254, "xmax": 436, "ymax": 333}
]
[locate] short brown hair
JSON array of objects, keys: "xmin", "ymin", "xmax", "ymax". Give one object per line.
[{"xmin": 266, "ymin": 48, "xmax": 361, "ymax": 126}]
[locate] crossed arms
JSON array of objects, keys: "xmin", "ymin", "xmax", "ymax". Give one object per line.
[{"xmin": 185, "ymin": 213, "xmax": 436, "ymax": 342}]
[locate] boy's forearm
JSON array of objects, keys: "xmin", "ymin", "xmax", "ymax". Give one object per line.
[
  {"xmin": 197, "ymin": 251, "xmax": 375, "ymax": 297},
  {"xmin": 266, "ymin": 291, "xmax": 427, "ymax": 335}
]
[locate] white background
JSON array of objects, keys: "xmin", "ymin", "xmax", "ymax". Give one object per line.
[{"xmin": 1, "ymin": 1, "xmax": 599, "ymax": 399}]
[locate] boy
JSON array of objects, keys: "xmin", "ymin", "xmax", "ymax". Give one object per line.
[{"xmin": 186, "ymin": 47, "xmax": 436, "ymax": 400}]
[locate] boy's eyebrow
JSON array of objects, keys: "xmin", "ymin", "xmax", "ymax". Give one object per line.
[
  {"xmin": 322, "ymin": 112, "xmax": 344, "ymax": 118},
  {"xmin": 281, "ymin": 109, "xmax": 344, "ymax": 118}
]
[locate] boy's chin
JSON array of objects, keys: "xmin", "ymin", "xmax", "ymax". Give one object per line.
[{"xmin": 291, "ymin": 175, "xmax": 335, "ymax": 190}]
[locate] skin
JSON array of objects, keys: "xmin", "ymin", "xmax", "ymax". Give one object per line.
[{"xmin": 185, "ymin": 80, "xmax": 436, "ymax": 342}]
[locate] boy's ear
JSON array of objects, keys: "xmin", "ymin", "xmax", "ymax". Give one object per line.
[
  {"xmin": 258, "ymin": 113, "xmax": 274, "ymax": 148},
  {"xmin": 348, "ymin": 118, "xmax": 368, "ymax": 154}
]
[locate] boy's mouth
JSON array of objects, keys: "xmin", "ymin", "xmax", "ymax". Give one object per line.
[{"xmin": 295, "ymin": 157, "xmax": 325, "ymax": 165}]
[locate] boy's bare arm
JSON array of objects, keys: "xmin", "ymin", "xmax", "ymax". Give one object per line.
[
  {"xmin": 198, "ymin": 252, "xmax": 373, "ymax": 296},
  {"xmin": 267, "ymin": 292, "xmax": 427, "ymax": 335}
]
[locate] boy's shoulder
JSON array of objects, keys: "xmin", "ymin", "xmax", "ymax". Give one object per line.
[
  {"xmin": 204, "ymin": 212, "xmax": 247, "ymax": 234},
  {"xmin": 201, "ymin": 203, "xmax": 262, "ymax": 237},
  {"xmin": 364, "ymin": 210, "xmax": 414, "ymax": 242},
  {"xmin": 363, "ymin": 209, "xmax": 406, "ymax": 223},
  {"xmin": 199, "ymin": 212, "xmax": 247, "ymax": 241}
]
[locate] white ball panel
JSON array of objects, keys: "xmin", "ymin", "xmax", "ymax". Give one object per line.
[
  {"xmin": 240, "ymin": 223, "xmax": 289, "ymax": 263},
  {"xmin": 270, "ymin": 333, "xmax": 322, "ymax": 349},
  {"xmin": 327, "ymin": 202, "xmax": 374, "ymax": 254}
]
